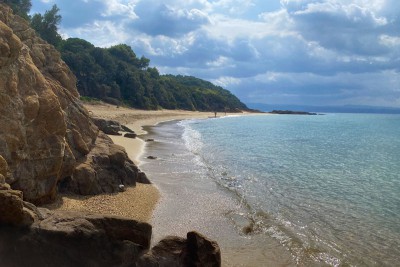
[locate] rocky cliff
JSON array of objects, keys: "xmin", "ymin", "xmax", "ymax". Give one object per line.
[
  {"xmin": 0, "ymin": 4, "xmax": 143, "ymax": 204},
  {"xmin": 0, "ymin": 5, "xmax": 221, "ymax": 266}
]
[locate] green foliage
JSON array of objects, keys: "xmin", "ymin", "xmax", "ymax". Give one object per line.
[
  {"xmin": 31, "ymin": 4, "xmax": 62, "ymax": 47},
  {"xmin": 2, "ymin": 0, "xmax": 246, "ymax": 111},
  {"xmin": 58, "ymin": 38, "xmax": 247, "ymax": 111},
  {"xmin": 1, "ymin": 0, "xmax": 31, "ymax": 19},
  {"xmin": 80, "ymin": 96, "xmax": 100, "ymax": 103}
]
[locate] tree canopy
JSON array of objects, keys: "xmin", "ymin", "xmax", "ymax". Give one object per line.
[
  {"xmin": 59, "ymin": 38, "xmax": 248, "ymax": 111},
  {"xmin": 2, "ymin": 1, "xmax": 248, "ymax": 111},
  {"xmin": 31, "ymin": 4, "xmax": 62, "ymax": 47}
]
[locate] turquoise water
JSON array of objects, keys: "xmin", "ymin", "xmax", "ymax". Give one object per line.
[{"xmin": 179, "ymin": 114, "xmax": 400, "ymax": 266}]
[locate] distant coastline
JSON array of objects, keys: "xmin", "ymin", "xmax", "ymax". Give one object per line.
[
  {"xmin": 269, "ymin": 110, "xmax": 320, "ymax": 115},
  {"xmin": 249, "ymin": 103, "xmax": 400, "ymax": 114}
]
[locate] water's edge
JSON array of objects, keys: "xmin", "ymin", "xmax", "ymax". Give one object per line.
[{"xmin": 139, "ymin": 120, "xmax": 296, "ymax": 267}]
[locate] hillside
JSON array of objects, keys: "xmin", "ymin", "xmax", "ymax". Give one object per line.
[{"xmin": 58, "ymin": 38, "xmax": 248, "ymax": 111}]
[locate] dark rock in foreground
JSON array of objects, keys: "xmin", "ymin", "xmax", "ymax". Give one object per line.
[
  {"xmin": 0, "ymin": 189, "xmax": 221, "ymax": 267},
  {"xmin": 0, "ymin": 210, "xmax": 152, "ymax": 267},
  {"xmin": 138, "ymin": 231, "xmax": 221, "ymax": 267},
  {"xmin": 0, "ymin": 156, "xmax": 221, "ymax": 267}
]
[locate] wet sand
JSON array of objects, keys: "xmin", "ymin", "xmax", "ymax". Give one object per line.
[
  {"xmin": 44, "ymin": 102, "xmax": 289, "ymax": 266},
  {"xmin": 45, "ymin": 102, "xmax": 239, "ymax": 223},
  {"xmin": 140, "ymin": 121, "xmax": 295, "ymax": 267}
]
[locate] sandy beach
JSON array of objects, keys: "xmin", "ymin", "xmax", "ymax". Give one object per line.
[
  {"xmin": 41, "ymin": 102, "xmax": 288, "ymax": 266},
  {"xmin": 44, "ymin": 102, "xmax": 236, "ymax": 222}
]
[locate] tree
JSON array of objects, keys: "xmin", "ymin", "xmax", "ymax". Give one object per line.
[
  {"xmin": 1, "ymin": 0, "xmax": 31, "ymax": 19},
  {"xmin": 139, "ymin": 56, "xmax": 150, "ymax": 69},
  {"xmin": 108, "ymin": 44, "xmax": 141, "ymax": 68},
  {"xmin": 31, "ymin": 4, "xmax": 62, "ymax": 47}
]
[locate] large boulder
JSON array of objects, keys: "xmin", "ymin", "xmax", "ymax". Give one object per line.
[
  {"xmin": 0, "ymin": 5, "xmax": 142, "ymax": 203},
  {"xmin": 64, "ymin": 132, "xmax": 142, "ymax": 195},
  {"xmin": 0, "ymin": 209, "xmax": 221, "ymax": 267},
  {"xmin": 0, "ymin": 211, "xmax": 152, "ymax": 267},
  {"xmin": 92, "ymin": 118, "xmax": 136, "ymax": 136},
  {"xmin": 138, "ymin": 231, "xmax": 221, "ymax": 267},
  {"xmin": 0, "ymin": 189, "xmax": 35, "ymax": 226},
  {"xmin": 0, "ymin": 155, "xmax": 35, "ymax": 226}
]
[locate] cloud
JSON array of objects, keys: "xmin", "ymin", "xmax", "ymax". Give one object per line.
[
  {"xmin": 30, "ymin": 0, "xmax": 400, "ymax": 108},
  {"xmin": 281, "ymin": 1, "xmax": 391, "ymax": 56},
  {"xmin": 132, "ymin": 1, "xmax": 210, "ymax": 37},
  {"xmin": 60, "ymin": 20, "xmax": 130, "ymax": 47},
  {"xmin": 101, "ymin": 0, "xmax": 138, "ymax": 20},
  {"xmin": 228, "ymin": 70, "xmax": 400, "ymax": 107}
]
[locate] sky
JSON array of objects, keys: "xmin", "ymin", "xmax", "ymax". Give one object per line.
[{"xmin": 30, "ymin": 0, "xmax": 400, "ymax": 108}]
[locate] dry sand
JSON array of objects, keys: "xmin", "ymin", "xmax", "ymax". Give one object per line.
[
  {"xmin": 44, "ymin": 102, "xmax": 238, "ymax": 222},
  {"xmin": 44, "ymin": 184, "xmax": 159, "ymax": 223},
  {"xmin": 85, "ymin": 102, "xmax": 220, "ymax": 135}
]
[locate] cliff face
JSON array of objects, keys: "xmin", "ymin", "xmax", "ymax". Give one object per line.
[
  {"xmin": 0, "ymin": 4, "xmax": 139, "ymax": 204},
  {"xmin": 0, "ymin": 6, "xmax": 222, "ymax": 266}
]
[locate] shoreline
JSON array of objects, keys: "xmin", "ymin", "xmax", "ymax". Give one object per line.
[
  {"xmin": 44, "ymin": 102, "xmax": 288, "ymax": 266},
  {"xmin": 44, "ymin": 102, "xmax": 257, "ymax": 223},
  {"xmin": 139, "ymin": 119, "xmax": 295, "ymax": 266}
]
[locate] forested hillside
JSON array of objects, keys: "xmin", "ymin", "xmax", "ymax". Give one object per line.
[
  {"xmin": 59, "ymin": 38, "xmax": 248, "ymax": 111},
  {"xmin": 3, "ymin": 0, "xmax": 248, "ymax": 111}
]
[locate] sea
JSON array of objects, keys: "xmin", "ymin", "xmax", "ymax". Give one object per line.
[{"xmin": 140, "ymin": 113, "xmax": 400, "ymax": 266}]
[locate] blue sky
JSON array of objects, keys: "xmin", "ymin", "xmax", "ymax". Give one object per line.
[{"xmin": 31, "ymin": 0, "xmax": 400, "ymax": 107}]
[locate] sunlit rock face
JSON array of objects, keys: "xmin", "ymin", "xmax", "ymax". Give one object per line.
[{"xmin": 0, "ymin": 4, "xmax": 138, "ymax": 204}]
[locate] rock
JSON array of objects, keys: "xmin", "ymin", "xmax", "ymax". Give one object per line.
[
  {"xmin": 137, "ymin": 171, "xmax": 151, "ymax": 184},
  {"xmin": 0, "ymin": 181, "xmax": 10, "ymax": 190},
  {"xmin": 146, "ymin": 138, "xmax": 155, "ymax": 142},
  {"xmin": 0, "ymin": 5, "xmax": 96, "ymax": 203},
  {"xmin": 147, "ymin": 156, "xmax": 157, "ymax": 160},
  {"xmin": 92, "ymin": 118, "xmax": 137, "ymax": 136},
  {"xmin": 138, "ymin": 236, "xmax": 187, "ymax": 267},
  {"xmin": 137, "ymin": 231, "xmax": 221, "ymax": 267},
  {"xmin": 186, "ymin": 231, "xmax": 221, "ymax": 267},
  {"xmin": 121, "ymin": 125, "xmax": 135, "ymax": 133},
  {"xmin": 0, "ymin": 211, "xmax": 152, "ymax": 267},
  {"xmin": 92, "ymin": 117, "xmax": 122, "ymax": 135},
  {"xmin": 270, "ymin": 110, "xmax": 318, "ymax": 115},
  {"xmin": 0, "ymin": 5, "xmax": 145, "ymax": 203},
  {"xmin": 0, "ymin": 155, "xmax": 7, "ymax": 177},
  {"xmin": 0, "ymin": 188, "xmax": 34, "ymax": 226},
  {"xmin": 119, "ymin": 184, "xmax": 125, "ymax": 192},
  {"xmin": 124, "ymin": 132, "xmax": 137, "ymax": 139},
  {"xmin": 64, "ymin": 133, "xmax": 139, "ymax": 195}
]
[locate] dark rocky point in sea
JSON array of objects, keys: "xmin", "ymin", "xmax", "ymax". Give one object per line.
[{"xmin": 270, "ymin": 110, "xmax": 322, "ymax": 115}]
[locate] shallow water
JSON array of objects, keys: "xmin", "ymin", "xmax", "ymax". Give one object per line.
[
  {"xmin": 141, "ymin": 113, "xmax": 400, "ymax": 266},
  {"xmin": 140, "ymin": 121, "xmax": 295, "ymax": 267}
]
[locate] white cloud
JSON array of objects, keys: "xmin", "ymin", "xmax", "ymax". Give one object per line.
[
  {"xmin": 380, "ymin": 35, "xmax": 400, "ymax": 47},
  {"xmin": 101, "ymin": 0, "xmax": 138, "ymax": 19},
  {"xmin": 212, "ymin": 76, "xmax": 242, "ymax": 87},
  {"xmin": 60, "ymin": 20, "xmax": 130, "ymax": 47},
  {"xmin": 31, "ymin": 0, "xmax": 400, "ymax": 108}
]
